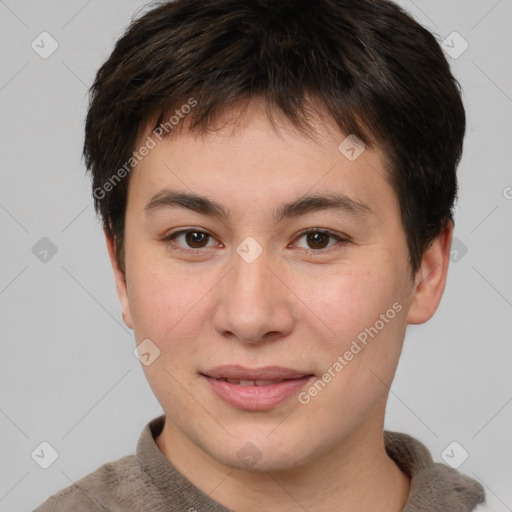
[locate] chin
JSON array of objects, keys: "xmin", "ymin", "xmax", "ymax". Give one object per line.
[
  {"xmin": 217, "ymin": 448, "xmax": 309, "ymax": 473},
  {"xmin": 202, "ymin": 430, "xmax": 318, "ymax": 473}
]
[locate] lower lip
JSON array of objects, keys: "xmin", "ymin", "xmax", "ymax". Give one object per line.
[{"xmin": 203, "ymin": 375, "xmax": 313, "ymax": 411}]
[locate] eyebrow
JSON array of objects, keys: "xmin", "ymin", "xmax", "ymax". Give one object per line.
[{"xmin": 144, "ymin": 190, "xmax": 373, "ymax": 222}]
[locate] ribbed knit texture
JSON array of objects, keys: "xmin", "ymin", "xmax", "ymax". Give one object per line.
[{"xmin": 34, "ymin": 415, "xmax": 486, "ymax": 511}]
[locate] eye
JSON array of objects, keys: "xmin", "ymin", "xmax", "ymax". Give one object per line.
[
  {"xmin": 163, "ymin": 229, "xmax": 219, "ymax": 252},
  {"xmin": 162, "ymin": 227, "xmax": 349, "ymax": 255},
  {"xmin": 293, "ymin": 229, "xmax": 348, "ymax": 252}
]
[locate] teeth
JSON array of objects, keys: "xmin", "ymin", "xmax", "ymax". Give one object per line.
[
  {"xmin": 255, "ymin": 380, "xmax": 276, "ymax": 386},
  {"xmin": 224, "ymin": 379, "xmax": 283, "ymax": 386}
]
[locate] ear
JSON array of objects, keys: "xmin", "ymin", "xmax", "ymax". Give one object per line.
[
  {"xmin": 105, "ymin": 230, "xmax": 133, "ymax": 329},
  {"xmin": 406, "ymin": 221, "xmax": 453, "ymax": 325}
]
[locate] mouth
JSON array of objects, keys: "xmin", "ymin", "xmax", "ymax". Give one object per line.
[
  {"xmin": 201, "ymin": 365, "xmax": 314, "ymax": 411},
  {"xmin": 213, "ymin": 378, "xmax": 294, "ymax": 386},
  {"xmin": 202, "ymin": 364, "xmax": 313, "ymax": 381}
]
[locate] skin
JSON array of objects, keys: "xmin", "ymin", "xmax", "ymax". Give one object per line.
[{"xmin": 106, "ymin": 98, "xmax": 452, "ymax": 512}]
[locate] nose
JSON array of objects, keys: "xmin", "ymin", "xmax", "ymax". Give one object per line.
[{"xmin": 213, "ymin": 244, "xmax": 295, "ymax": 345}]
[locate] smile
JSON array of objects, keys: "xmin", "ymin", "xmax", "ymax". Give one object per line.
[{"xmin": 201, "ymin": 366, "xmax": 314, "ymax": 410}]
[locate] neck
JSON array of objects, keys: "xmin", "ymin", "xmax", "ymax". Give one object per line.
[{"xmin": 156, "ymin": 409, "xmax": 410, "ymax": 512}]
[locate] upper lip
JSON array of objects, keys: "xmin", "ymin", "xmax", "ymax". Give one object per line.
[{"xmin": 202, "ymin": 365, "xmax": 312, "ymax": 381}]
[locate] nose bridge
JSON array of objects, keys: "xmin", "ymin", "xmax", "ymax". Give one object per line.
[
  {"xmin": 230, "ymin": 238, "xmax": 275, "ymax": 309},
  {"xmin": 214, "ymin": 236, "xmax": 294, "ymax": 343}
]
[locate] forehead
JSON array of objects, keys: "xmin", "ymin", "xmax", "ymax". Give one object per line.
[
  {"xmin": 128, "ymin": 99, "xmax": 397, "ymax": 223},
  {"xmin": 140, "ymin": 96, "xmax": 381, "ymax": 168}
]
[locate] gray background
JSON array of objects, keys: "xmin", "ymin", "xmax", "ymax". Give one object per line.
[{"xmin": 0, "ymin": 0, "xmax": 511, "ymax": 510}]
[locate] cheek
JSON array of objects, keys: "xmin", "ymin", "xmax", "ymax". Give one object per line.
[
  {"xmin": 312, "ymin": 263, "xmax": 407, "ymax": 397},
  {"xmin": 125, "ymin": 247, "xmax": 218, "ymax": 355},
  {"xmin": 299, "ymin": 261, "xmax": 404, "ymax": 352},
  {"xmin": 297, "ymin": 268, "xmax": 406, "ymax": 437}
]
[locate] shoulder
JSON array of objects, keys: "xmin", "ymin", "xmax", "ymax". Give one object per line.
[{"xmin": 33, "ymin": 454, "xmax": 156, "ymax": 511}]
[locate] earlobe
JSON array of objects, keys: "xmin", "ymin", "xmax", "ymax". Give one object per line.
[
  {"xmin": 406, "ymin": 221, "xmax": 453, "ymax": 325},
  {"xmin": 104, "ymin": 231, "xmax": 134, "ymax": 329}
]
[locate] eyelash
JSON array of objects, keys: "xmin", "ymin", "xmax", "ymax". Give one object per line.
[{"xmin": 161, "ymin": 228, "xmax": 350, "ymax": 256}]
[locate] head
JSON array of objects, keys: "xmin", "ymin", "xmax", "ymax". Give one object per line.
[{"xmin": 84, "ymin": 0, "xmax": 464, "ymax": 471}]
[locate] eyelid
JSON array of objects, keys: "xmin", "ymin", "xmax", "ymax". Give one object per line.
[
  {"xmin": 291, "ymin": 228, "xmax": 350, "ymax": 253},
  {"xmin": 294, "ymin": 227, "xmax": 348, "ymax": 241},
  {"xmin": 162, "ymin": 227, "xmax": 350, "ymax": 254},
  {"xmin": 162, "ymin": 228, "xmax": 220, "ymax": 254}
]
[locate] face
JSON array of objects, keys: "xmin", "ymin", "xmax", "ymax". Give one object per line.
[{"xmin": 108, "ymin": 99, "xmax": 449, "ymax": 472}]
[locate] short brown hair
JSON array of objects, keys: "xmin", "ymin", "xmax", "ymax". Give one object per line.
[{"xmin": 84, "ymin": 0, "xmax": 465, "ymax": 274}]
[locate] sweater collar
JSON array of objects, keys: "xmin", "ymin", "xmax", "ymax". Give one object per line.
[
  {"xmin": 384, "ymin": 431, "xmax": 485, "ymax": 511},
  {"xmin": 137, "ymin": 415, "xmax": 485, "ymax": 511}
]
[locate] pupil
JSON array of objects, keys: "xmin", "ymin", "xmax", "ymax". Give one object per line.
[
  {"xmin": 187, "ymin": 231, "xmax": 206, "ymax": 248},
  {"xmin": 183, "ymin": 232, "xmax": 329, "ymax": 250},
  {"xmin": 308, "ymin": 232, "xmax": 327, "ymax": 249}
]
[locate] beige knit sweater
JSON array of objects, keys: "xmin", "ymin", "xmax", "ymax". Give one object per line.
[{"xmin": 34, "ymin": 415, "xmax": 489, "ymax": 511}]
